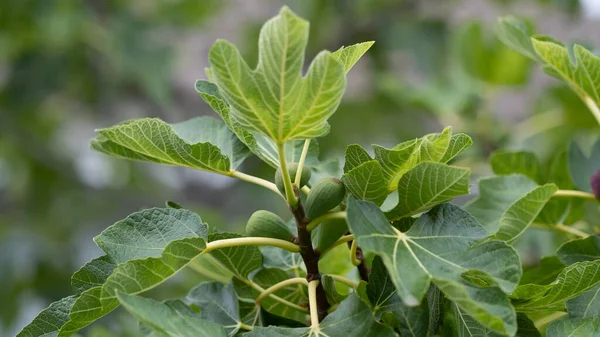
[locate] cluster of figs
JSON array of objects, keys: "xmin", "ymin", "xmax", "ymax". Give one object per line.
[{"xmin": 246, "ymin": 163, "xmax": 346, "ymax": 248}]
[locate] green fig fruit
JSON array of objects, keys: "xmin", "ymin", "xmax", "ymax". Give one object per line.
[
  {"xmin": 304, "ymin": 178, "xmax": 346, "ymax": 220},
  {"xmin": 311, "ymin": 217, "xmax": 348, "ymax": 253},
  {"xmin": 246, "ymin": 210, "xmax": 293, "ymax": 241},
  {"xmin": 274, "ymin": 162, "xmax": 312, "ymax": 193}
]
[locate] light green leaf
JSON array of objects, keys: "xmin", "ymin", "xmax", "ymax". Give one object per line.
[
  {"xmin": 342, "ymin": 160, "xmax": 388, "ymax": 206},
  {"xmin": 92, "ymin": 117, "xmax": 249, "ymax": 173},
  {"xmin": 546, "ymin": 316, "xmax": 600, "ymax": 337},
  {"xmin": 187, "ymin": 282, "xmax": 243, "ymax": 336},
  {"xmin": 16, "ymin": 296, "xmax": 77, "ymax": 337},
  {"xmin": 385, "ymin": 162, "xmax": 470, "ymax": 220},
  {"xmin": 332, "ymin": 41, "xmax": 374, "ymax": 73},
  {"xmin": 343, "ymin": 144, "xmax": 372, "ymax": 173},
  {"xmin": 465, "ymin": 175, "xmax": 557, "ymax": 242},
  {"xmin": 208, "ymin": 7, "xmax": 350, "ymax": 142},
  {"xmin": 495, "ymin": 16, "xmax": 538, "ymax": 61},
  {"xmin": 490, "ymin": 150, "xmax": 542, "ymax": 183},
  {"xmin": 520, "ymin": 256, "xmax": 565, "ymax": 286},
  {"xmin": 321, "ymin": 275, "xmax": 348, "ymax": 305},
  {"xmin": 440, "ymin": 133, "xmax": 474, "ymax": 163},
  {"xmin": 532, "ymin": 38, "xmax": 600, "ymax": 121},
  {"xmin": 568, "ymin": 138, "xmax": 600, "ymax": 193},
  {"xmin": 512, "ymin": 261, "xmax": 600, "ymax": 312},
  {"xmin": 567, "ymin": 285, "xmax": 600, "ymax": 319},
  {"xmin": 261, "ymin": 246, "xmax": 303, "ymax": 271},
  {"xmin": 243, "ymin": 294, "xmax": 396, "ymax": 337},
  {"xmin": 347, "ymin": 199, "xmax": 521, "ymax": 335},
  {"xmin": 116, "ymin": 292, "xmax": 227, "ymax": 337}
]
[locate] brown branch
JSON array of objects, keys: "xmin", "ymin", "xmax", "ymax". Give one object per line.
[{"xmin": 290, "ymin": 189, "xmax": 330, "ymax": 322}]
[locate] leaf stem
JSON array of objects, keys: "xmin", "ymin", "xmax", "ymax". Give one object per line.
[
  {"xmin": 349, "ymin": 240, "xmax": 361, "ymax": 266},
  {"xmin": 204, "ymin": 237, "xmax": 301, "ymax": 254},
  {"xmin": 277, "ymin": 142, "xmax": 299, "ymax": 208},
  {"xmin": 255, "ymin": 277, "xmax": 308, "ymax": 305},
  {"xmin": 320, "ymin": 234, "xmax": 355, "ymax": 257},
  {"xmin": 306, "ymin": 211, "xmax": 347, "ymax": 231},
  {"xmin": 242, "ymin": 279, "xmax": 308, "ymax": 313},
  {"xmin": 531, "ymin": 223, "xmax": 590, "ymax": 238},
  {"xmin": 238, "ymin": 323, "xmax": 254, "ymax": 331},
  {"xmin": 301, "ymin": 185, "xmax": 311, "ymax": 195},
  {"xmin": 230, "ymin": 170, "xmax": 284, "ymax": 198},
  {"xmin": 295, "ymin": 139, "xmax": 311, "ymax": 186},
  {"xmin": 534, "ymin": 311, "xmax": 567, "ymax": 329},
  {"xmin": 328, "ymin": 274, "xmax": 358, "ymax": 288},
  {"xmin": 584, "ymin": 96, "xmax": 600, "ymax": 127},
  {"xmin": 308, "ymin": 280, "xmax": 321, "ymax": 332},
  {"xmin": 553, "ymin": 189, "xmax": 598, "ymax": 201}
]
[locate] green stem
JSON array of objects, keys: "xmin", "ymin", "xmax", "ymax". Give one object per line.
[
  {"xmin": 531, "ymin": 223, "xmax": 590, "ymax": 238},
  {"xmin": 328, "ymin": 274, "xmax": 358, "ymax": 288},
  {"xmin": 204, "ymin": 237, "xmax": 301, "ymax": 254},
  {"xmin": 243, "ymin": 279, "xmax": 308, "ymax": 313},
  {"xmin": 277, "ymin": 142, "xmax": 298, "ymax": 208},
  {"xmin": 230, "ymin": 170, "xmax": 284, "ymax": 199},
  {"xmin": 306, "ymin": 211, "xmax": 347, "ymax": 232},
  {"xmin": 295, "ymin": 139, "xmax": 311, "ymax": 186},
  {"xmin": 534, "ymin": 311, "xmax": 567, "ymax": 329},
  {"xmin": 553, "ymin": 189, "xmax": 597, "ymax": 201},
  {"xmin": 301, "ymin": 185, "xmax": 311, "ymax": 195},
  {"xmin": 320, "ymin": 234, "xmax": 354, "ymax": 257},
  {"xmin": 584, "ymin": 96, "xmax": 600, "ymax": 127},
  {"xmin": 255, "ymin": 278, "xmax": 308, "ymax": 305},
  {"xmin": 349, "ymin": 240, "xmax": 361, "ymax": 266},
  {"xmin": 239, "ymin": 323, "xmax": 254, "ymax": 331},
  {"xmin": 308, "ymin": 280, "xmax": 321, "ymax": 332}
]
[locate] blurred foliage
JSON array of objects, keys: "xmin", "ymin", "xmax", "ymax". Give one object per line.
[{"xmin": 1, "ymin": 0, "xmax": 598, "ymax": 335}]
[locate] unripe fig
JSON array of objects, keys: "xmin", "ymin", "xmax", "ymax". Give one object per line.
[
  {"xmin": 246, "ymin": 210, "xmax": 293, "ymax": 241},
  {"xmin": 311, "ymin": 217, "xmax": 348, "ymax": 253},
  {"xmin": 304, "ymin": 177, "xmax": 346, "ymax": 220},
  {"xmin": 274, "ymin": 163, "xmax": 312, "ymax": 193},
  {"xmin": 591, "ymin": 167, "xmax": 600, "ymax": 199}
]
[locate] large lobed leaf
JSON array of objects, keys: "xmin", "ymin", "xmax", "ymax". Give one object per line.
[
  {"xmin": 347, "ymin": 198, "xmax": 521, "ymax": 335},
  {"xmin": 207, "ymin": 7, "xmax": 372, "ymax": 143}
]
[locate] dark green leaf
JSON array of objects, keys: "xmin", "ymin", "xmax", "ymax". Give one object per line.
[
  {"xmin": 187, "ymin": 282, "xmax": 244, "ymax": 335},
  {"xmin": 568, "ymin": 139, "xmax": 600, "ymax": 193}
]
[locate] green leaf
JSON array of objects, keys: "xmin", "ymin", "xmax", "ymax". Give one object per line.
[
  {"xmin": 347, "ymin": 199, "xmax": 521, "ymax": 335},
  {"xmin": 342, "ymin": 160, "xmax": 388, "ymax": 206},
  {"xmin": 16, "ymin": 296, "xmax": 77, "ymax": 337},
  {"xmin": 321, "ymin": 275, "xmax": 348, "ymax": 305},
  {"xmin": 208, "ymin": 232, "xmax": 262, "ymax": 279},
  {"xmin": 558, "ymin": 236, "xmax": 600, "ymax": 266},
  {"xmin": 495, "ymin": 16, "xmax": 538, "ymax": 61},
  {"xmin": 453, "ymin": 306, "xmax": 541, "ymax": 337},
  {"xmin": 465, "ymin": 175, "xmax": 557, "ymax": 242},
  {"xmin": 367, "ymin": 256, "xmax": 430, "ymax": 336},
  {"xmin": 187, "ymin": 281, "xmax": 244, "ymax": 335},
  {"xmin": 567, "ymin": 285, "xmax": 600, "ymax": 319},
  {"xmin": 385, "ymin": 162, "xmax": 471, "ymax": 220},
  {"xmin": 489, "ymin": 150, "xmax": 543, "ymax": 183},
  {"xmin": 261, "ymin": 246, "xmax": 303, "ymax": 271},
  {"xmin": 208, "ymin": 7, "xmax": 350, "ymax": 142},
  {"xmin": 343, "ymin": 144, "xmax": 372, "ymax": 173},
  {"xmin": 71, "ymin": 255, "xmax": 116, "ymax": 294},
  {"xmin": 116, "ymin": 292, "xmax": 227, "ymax": 337},
  {"xmin": 531, "ymin": 38, "xmax": 600, "ymax": 118},
  {"xmin": 520, "ymin": 256, "xmax": 565, "ymax": 286},
  {"xmin": 58, "ymin": 209, "xmax": 210, "ymax": 336},
  {"xmin": 568, "ymin": 138, "xmax": 600, "ymax": 193},
  {"xmin": 441, "ymin": 133, "xmax": 474, "ymax": 163},
  {"xmin": 243, "ymin": 294, "xmax": 396, "ymax": 337},
  {"xmin": 546, "ymin": 317, "xmax": 600, "ymax": 337},
  {"xmin": 94, "ymin": 208, "xmax": 208, "ymax": 263},
  {"xmin": 332, "ymin": 41, "xmax": 375, "ymax": 73},
  {"xmin": 92, "ymin": 116, "xmax": 249, "ymax": 173},
  {"xmin": 311, "ymin": 218, "xmax": 347, "ymax": 254},
  {"xmin": 512, "ymin": 261, "xmax": 600, "ymax": 312}
]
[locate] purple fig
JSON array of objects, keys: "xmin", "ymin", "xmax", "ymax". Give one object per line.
[{"xmin": 591, "ymin": 167, "xmax": 600, "ymax": 199}]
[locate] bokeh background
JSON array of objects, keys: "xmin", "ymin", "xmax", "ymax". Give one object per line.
[{"xmin": 2, "ymin": 0, "xmax": 600, "ymax": 335}]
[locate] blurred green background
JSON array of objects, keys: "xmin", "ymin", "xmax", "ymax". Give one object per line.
[{"xmin": 1, "ymin": 0, "xmax": 600, "ymax": 335}]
